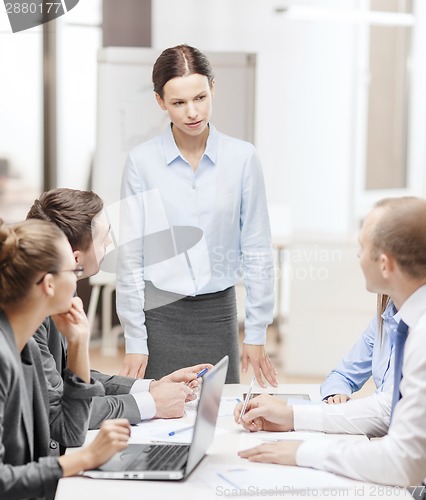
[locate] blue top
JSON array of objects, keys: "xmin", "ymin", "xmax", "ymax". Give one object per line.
[
  {"xmin": 116, "ymin": 123, "xmax": 274, "ymax": 355},
  {"xmin": 320, "ymin": 301, "xmax": 399, "ymax": 399}
]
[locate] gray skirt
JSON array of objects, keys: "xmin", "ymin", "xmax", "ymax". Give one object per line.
[{"xmin": 144, "ymin": 282, "xmax": 240, "ymax": 383}]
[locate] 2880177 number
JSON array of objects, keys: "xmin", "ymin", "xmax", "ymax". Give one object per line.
[
  {"xmin": 5, "ymin": 3, "xmax": 63, "ymax": 14},
  {"xmin": 368, "ymin": 485, "xmax": 419, "ymax": 496}
]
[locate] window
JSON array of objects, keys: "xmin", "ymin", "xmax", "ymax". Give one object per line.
[
  {"xmin": 365, "ymin": 0, "xmax": 413, "ymax": 190},
  {"xmin": 0, "ymin": 24, "xmax": 43, "ymax": 222}
]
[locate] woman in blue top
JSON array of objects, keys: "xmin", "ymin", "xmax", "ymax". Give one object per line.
[
  {"xmin": 116, "ymin": 44, "xmax": 277, "ymax": 386},
  {"xmin": 321, "ymin": 295, "xmax": 399, "ymax": 403}
]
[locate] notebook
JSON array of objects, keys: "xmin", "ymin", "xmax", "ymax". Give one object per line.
[{"xmin": 83, "ymin": 355, "xmax": 229, "ymax": 480}]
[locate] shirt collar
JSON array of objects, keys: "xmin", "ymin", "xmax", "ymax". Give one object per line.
[
  {"xmin": 382, "ymin": 300, "xmax": 400, "ymax": 323},
  {"xmin": 162, "ymin": 124, "xmax": 181, "ymax": 165},
  {"xmin": 398, "ymin": 284, "xmax": 426, "ymax": 330},
  {"xmin": 162, "ymin": 123, "xmax": 218, "ymax": 166},
  {"xmin": 204, "ymin": 123, "xmax": 218, "ymax": 164}
]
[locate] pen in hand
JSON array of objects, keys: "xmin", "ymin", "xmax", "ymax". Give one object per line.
[
  {"xmin": 186, "ymin": 367, "xmax": 209, "ymax": 386},
  {"xmin": 196, "ymin": 367, "xmax": 208, "ymax": 378},
  {"xmin": 238, "ymin": 376, "xmax": 256, "ymax": 423}
]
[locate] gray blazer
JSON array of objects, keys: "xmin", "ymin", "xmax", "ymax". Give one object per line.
[
  {"xmin": 0, "ymin": 310, "xmax": 103, "ymax": 500},
  {"xmin": 34, "ymin": 317, "xmax": 141, "ymax": 430}
]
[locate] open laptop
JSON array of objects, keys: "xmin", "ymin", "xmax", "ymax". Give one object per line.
[{"xmin": 83, "ymin": 355, "xmax": 229, "ymax": 480}]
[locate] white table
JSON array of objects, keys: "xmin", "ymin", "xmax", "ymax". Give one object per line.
[{"xmin": 55, "ymin": 384, "xmax": 412, "ymax": 500}]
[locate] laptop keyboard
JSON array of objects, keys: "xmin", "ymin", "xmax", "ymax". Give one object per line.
[{"xmin": 130, "ymin": 444, "xmax": 190, "ymax": 471}]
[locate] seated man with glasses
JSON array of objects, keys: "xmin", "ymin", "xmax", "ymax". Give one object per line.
[{"xmin": 27, "ymin": 188, "xmax": 211, "ymax": 455}]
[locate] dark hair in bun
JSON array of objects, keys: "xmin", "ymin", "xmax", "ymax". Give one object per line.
[{"xmin": 0, "ymin": 218, "xmax": 65, "ymax": 306}]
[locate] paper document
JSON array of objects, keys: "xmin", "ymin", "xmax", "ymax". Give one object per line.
[
  {"xmin": 239, "ymin": 430, "xmax": 326, "ymax": 451},
  {"xmin": 218, "ymin": 397, "xmax": 242, "ymax": 417},
  {"xmin": 201, "ymin": 463, "xmax": 363, "ymax": 492},
  {"xmin": 151, "ymin": 426, "xmax": 230, "ymax": 444},
  {"xmin": 129, "ymin": 418, "xmax": 195, "ymax": 443}
]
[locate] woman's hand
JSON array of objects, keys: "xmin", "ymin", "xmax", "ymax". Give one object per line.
[
  {"xmin": 59, "ymin": 419, "xmax": 131, "ymax": 477},
  {"xmin": 83, "ymin": 419, "xmax": 132, "ymax": 468},
  {"xmin": 324, "ymin": 393, "xmax": 351, "ymax": 404},
  {"xmin": 242, "ymin": 344, "xmax": 278, "ymax": 388},
  {"xmin": 119, "ymin": 354, "xmax": 148, "ymax": 378}
]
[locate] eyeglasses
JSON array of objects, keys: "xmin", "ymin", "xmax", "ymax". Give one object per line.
[{"xmin": 36, "ymin": 266, "xmax": 85, "ymax": 285}]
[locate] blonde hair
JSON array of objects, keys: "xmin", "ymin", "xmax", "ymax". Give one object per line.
[
  {"xmin": 0, "ymin": 218, "xmax": 66, "ymax": 306},
  {"xmin": 377, "ymin": 294, "xmax": 391, "ymax": 346}
]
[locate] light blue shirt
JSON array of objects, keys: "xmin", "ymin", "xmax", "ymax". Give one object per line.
[
  {"xmin": 116, "ymin": 124, "xmax": 274, "ymax": 355},
  {"xmin": 320, "ymin": 301, "xmax": 399, "ymax": 399}
]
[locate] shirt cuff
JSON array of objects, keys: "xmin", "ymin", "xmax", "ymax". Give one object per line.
[
  {"xmin": 243, "ymin": 327, "xmax": 267, "ymax": 345},
  {"xmin": 125, "ymin": 336, "xmax": 149, "ymax": 355},
  {"xmin": 296, "ymin": 440, "xmax": 332, "ymax": 470},
  {"xmin": 293, "ymin": 404, "xmax": 325, "ymax": 432},
  {"xmin": 130, "ymin": 378, "xmax": 153, "ymax": 394},
  {"xmin": 320, "ymin": 380, "xmax": 353, "ymax": 400},
  {"xmin": 131, "ymin": 391, "xmax": 156, "ymax": 420}
]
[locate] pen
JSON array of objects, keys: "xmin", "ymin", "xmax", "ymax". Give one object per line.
[
  {"xmin": 186, "ymin": 367, "xmax": 209, "ymax": 385},
  {"xmin": 168, "ymin": 425, "xmax": 194, "ymax": 437},
  {"xmin": 238, "ymin": 376, "xmax": 256, "ymax": 423},
  {"xmin": 196, "ymin": 367, "xmax": 208, "ymax": 378}
]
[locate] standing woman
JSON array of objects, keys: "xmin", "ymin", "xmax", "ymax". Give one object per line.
[
  {"xmin": 117, "ymin": 44, "xmax": 277, "ymax": 386},
  {"xmin": 0, "ymin": 218, "xmax": 130, "ymax": 500}
]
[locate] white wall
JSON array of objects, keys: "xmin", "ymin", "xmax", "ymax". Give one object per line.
[
  {"xmin": 282, "ymin": 239, "xmax": 375, "ymax": 376},
  {"xmin": 153, "ymin": 0, "xmax": 359, "ymax": 237},
  {"xmin": 153, "ymin": 0, "xmax": 426, "ymax": 238}
]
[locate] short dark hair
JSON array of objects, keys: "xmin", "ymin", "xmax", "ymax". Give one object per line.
[
  {"xmin": 152, "ymin": 44, "xmax": 214, "ymax": 99},
  {"xmin": 371, "ymin": 196, "xmax": 426, "ymax": 279},
  {"xmin": 26, "ymin": 188, "xmax": 103, "ymax": 252}
]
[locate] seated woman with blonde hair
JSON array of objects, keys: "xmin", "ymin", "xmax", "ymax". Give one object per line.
[{"xmin": 0, "ymin": 218, "xmax": 130, "ymax": 500}]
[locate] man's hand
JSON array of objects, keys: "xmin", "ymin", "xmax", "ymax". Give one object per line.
[
  {"xmin": 160, "ymin": 363, "xmax": 214, "ymax": 389},
  {"xmin": 242, "ymin": 344, "xmax": 278, "ymax": 388},
  {"xmin": 234, "ymin": 394, "xmax": 294, "ymax": 432},
  {"xmin": 119, "ymin": 353, "xmax": 148, "ymax": 378},
  {"xmin": 150, "ymin": 382, "xmax": 194, "ymax": 418},
  {"xmin": 324, "ymin": 393, "xmax": 351, "ymax": 404},
  {"xmin": 238, "ymin": 440, "xmax": 302, "ymax": 466}
]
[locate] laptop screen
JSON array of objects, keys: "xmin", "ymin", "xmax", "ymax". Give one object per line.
[{"xmin": 184, "ymin": 355, "xmax": 229, "ymax": 475}]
